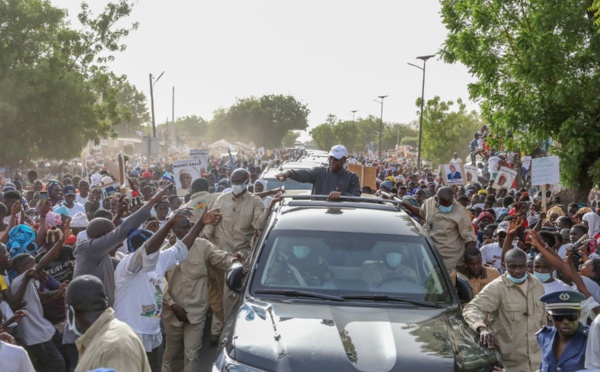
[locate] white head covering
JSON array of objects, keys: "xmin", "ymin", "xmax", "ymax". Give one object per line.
[
  {"xmin": 70, "ymin": 212, "xmax": 89, "ymax": 228},
  {"xmin": 90, "ymin": 173, "xmax": 102, "ymax": 187},
  {"xmin": 101, "ymin": 176, "xmax": 113, "ymax": 185},
  {"xmin": 583, "ymin": 212, "xmax": 600, "ymax": 239},
  {"xmin": 254, "ymin": 179, "xmax": 268, "ymax": 190}
]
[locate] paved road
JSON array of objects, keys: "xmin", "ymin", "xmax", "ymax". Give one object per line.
[{"xmin": 199, "ymin": 315, "xmax": 220, "ymax": 372}]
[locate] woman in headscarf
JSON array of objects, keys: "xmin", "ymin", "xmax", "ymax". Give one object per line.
[
  {"xmin": 546, "ymin": 205, "xmax": 564, "ymax": 225},
  {"xmin": 583, "ymin": 212, "xmax": 600, "ymax": 243},
  {"xmin": 46, "ymin": 181, "xmax": 64, "ymax": 206}
]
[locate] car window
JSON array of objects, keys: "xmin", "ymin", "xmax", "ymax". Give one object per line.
[
  {"xmin": 252, "ymin": 231, "xmax": 453, "ymax": 304},
  {"xmin": 263, "ymin": 177, "xmax": 313, "ymax": 191}
]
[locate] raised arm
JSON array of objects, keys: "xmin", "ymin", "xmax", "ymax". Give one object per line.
[
  {"xmin": 36, "ymin": 220, "xmax": 69, "ymax": 271},
  {"xmin": 1, "ymin": 202, "xmax": 22, "ymax": 244},
  {"xmin": 33, "ymin": 202, "xmax": 52, "ymax": 249},
  {"xmin": 501, "ymin": 217, "xmax": 523, "ymax": 264}
]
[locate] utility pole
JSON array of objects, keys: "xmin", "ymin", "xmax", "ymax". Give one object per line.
[
  {"xmin": 148, "ymin": 71, "xmax": 164, "ymax": 138},
  {"xmin": 373, "ymin": 96, "xmax": 387, "ymax": 158},
  {"xmin": 408, "ymin": 55, "xmax": 435, "ymax": 169}
]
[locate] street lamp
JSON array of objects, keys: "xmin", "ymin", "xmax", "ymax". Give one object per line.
[
  {"xmin": 149, "ymin": 71, "xmax": 165, "ymax": 138},
  {"xmin": 408, "ymin": 55, "xmax": 435, "ymax": 169},
  {"xmin": 373, "ymin": 96, "xmax": 387, "ymax": 158},
  {"xmin": 351, "ymin": 110, "xmax": 358, "ymax": 125}
]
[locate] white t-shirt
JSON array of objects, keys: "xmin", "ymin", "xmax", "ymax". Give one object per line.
[
  {"xmin": 585, "ymin": 314, "xmax": 600, "ymax": 369},
  {"xmin": 477, "ymin": 138, "xmax": 484, "ymax": 150},
  {"xmin": 0, "ymin": 300, "xmax": 16, "ymax": 328},
  {"xmin": 75, "ymin": 193, "xmax": 89, "ymax": 205},
  {"xmin": 0, "ymin": 341, "xmax": 35, "ymax": 372},
  {"xmin": 449, "ymin": 158, "xmax": 463, "ymax": 165},
  {"xmin": 54, "ymin": 202, "xmax": 86, "ymax": 218},
  {"xmin": 9, "ymin": 273, "xmax": 56, "ymax": 346},
  {"xmin": 114, "ymin": 241, "xmax": 188, "ymax": 339},
  {"xmin": 488, "ymin": 156, "xmax": 500, "ymax": 174},
  {"xmin": 557, "ymin": 244, "xmax": 571, "ymax": 259},
  {"xmin": 541, "ymin": 279, "xmax": 571, "ymax": 294},
  {"xmin": 480, "ymin": 242, "xmax": 502, "ymax": 270}
]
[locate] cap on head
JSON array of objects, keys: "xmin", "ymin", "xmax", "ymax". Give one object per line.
[
  {"xmin": 70, "ymin": 212, "xmax": 89, "ymax": 228},
  {"xmin": 63, "ymin": 185, "xmax": 77, "ymax": 196},
  {"xmin": 329, "ymin": 145, "xmax": 348, "ymax": 160},
  {"xmin": 539, "ymin": 290, "xmax": 585, "ymax": 315}
]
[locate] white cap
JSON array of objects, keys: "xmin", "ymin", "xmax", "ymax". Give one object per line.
[
  {"xmin": 70, "ymin": 212, "xmax": 89, "ymax": 228},
  {"xmin": 90, "ymin": 173, "xmax": 102, "ymax": 187},
  {"xmin": 101, "ymin": 176, "xmax": 113, "ymax": 185},
  {"xmin": 329, "ymin": 144, "xmax": 348, "ymax": 160}
]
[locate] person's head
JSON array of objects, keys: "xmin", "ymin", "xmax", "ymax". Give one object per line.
[
  {"xmin": 171, "ymin": 214, "xmax": 193, "ymax": 240},
  {"xmin": 168, "ymin": 195, "xmax": 182, "ymax": 211},
  {"xmin": 179, "ymin": 170, "xmax": 193, "ymax": 190},
  {"xmin": 154, "ymin": 200, "xmax": 170, "ymax": 220},
  {"xmin": 533, "ymin": 253, "xmax": 553, "ymax": 282},
  {"xmin": 86, "ymin": 218, "xmax": 115, "ymax": 240},
  {"xmin": 477, "ymin": 212, "xmax": 493, "ymax": 230},
  {"xmin": 0, "ymin": 243, "xmax": 11, "ymax": 271},
  {"xmin": 397, "ymin": 186, "xmax": 407, "ymax": 198},
  {"xmin": 63, "ymin": 185, "xmax": 77, "ymax": 206},
  {"xmin": 482, "ymin": 223, "xmax": 497, "ymax": 242},
  {"xmin": 66, "ymin": 275, "xmax": 109, "ymax": 335},
  {"xmin": 567, "ymin": 203, "xmax": 579, "ymax": 217},
  {"xmin": 291, "ymin": 245, "xmax": 311, "ymax": 260},
  {"xmin": 484, "ymin": 196, "xmax": 496, "ymax": 210},
  {"xmin": 474, "ymin": 132, "xmax": 480, "ymax": 139},
  {"xmin": 328, "ymin": 145, "xmax": 348, "ymax": 173},
  {"xmin": 569, "ymin": 224, "xmax": 588, "ymax": 244},
  {"xmin": 3, "ymin": 190, "xmax": 21, "ymax": 211},
  {"xmin": 449, "ymin": 164, "xmax": 456, "ymax": 173},
  {"xmin": 580, "ymin": 258, "xmax": 600, "ymax": 284},
  {"xmin": 497, "ymin": 174, "xmax": 507, "ymax": 186},
  {"xmin": 464, "ymin": 247, "xmax": 483, "ymax": 277},
  {"xmin": 540, "ymin": 290, "xmax": 585, "ymax": 337},
  {"xmin": 126, "ymin": 229, "xmax": 153, "ymax": 253},
  {"xmin": 414, "ymin": 188, "xmax": 426, "ymax": 205},
  {"xmin": 231, "ymin": 169, "xmax": 250, "ymax": 197},
  {"xmin": 505, "ymin": 248, "xmax": 528, "ymax": 281},
  {"xmin": 555, "ymin": 216, "xmax": 574, "ymax": 231},
  {"xmin": 152, "ymin": 170, "xmax": 161, "ymax": 181},
  {"xmin": 436, "ymin": 187, "xmax": 454, "ymax": 210},
  {"xmin": 457, "ymin": 195, "xmax": 469, "ymax": 208},
  {"xmin": 93, "ymin": 209, "xmax": 113, "ymax": 220},
  {"xmin": 427, "ymin": 183, "xmax": 436, "ymax": 195},
  {"xmin": 78, "ymin": 180, "xmax": 89, "ymax": 196},
  {"xmin": 11, "ymin": 253, "xmax": 35, "ymax": 275},
  {"xmin": 27, "ymin": 170, "xmax": 38, "ymax": 184},
  {"xmin": 189, "ymin": 178, "xmax": 209, "ymax": 195},
  {"xmin": 453, "ymin": 152, "xmax": 458, "ymax": 159}
]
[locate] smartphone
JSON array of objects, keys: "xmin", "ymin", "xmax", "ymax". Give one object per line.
[{"xmin": 40, "ymin": 191, "xmax": 49, "ymax": 205}]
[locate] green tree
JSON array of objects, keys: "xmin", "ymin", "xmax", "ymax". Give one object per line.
[
  {"xmin": 114, "ymin": 79, "xmax": 150, "ymax": 137},
  {"xmin": 170, "ymin": 115, "xmax": 208, "ymax": 138},
  {"xmin": 440, "ymin": 0, "xmax": 600, "ymax": 201},
  {"xmin": 206, "ymin": 94, "xmax": 310, "ymax": 148},
  {"xmin": 401, "ymin": 137, "xmax": 418, "ymax": 147},
  {"xmin": 0, "ymin": 0, "xmax": 137, "ymax": 165},
  {"xmin": 310, "ymin": 123, "xmax": 337, "ymax": 150},
  {"xmin": 281, "ymin": 131, "xmax": 301, "ymax": 147},
  {"xmin": 418, "ymin": 96, "xmax": 482, "ymax": 165}
]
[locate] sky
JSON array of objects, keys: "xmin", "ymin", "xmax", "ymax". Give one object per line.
[{"xmin": 51, "ymin": 0, "xmax": 477, "ymax": 141}]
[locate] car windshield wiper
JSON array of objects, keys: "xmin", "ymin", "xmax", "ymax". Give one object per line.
[
  {"xmin": 254, "ymin": 289, "xmax": 344, "ymax": 302},
  {"xmin": 341, "ymin": 294, "xmax": 442, "ymax": 308}
]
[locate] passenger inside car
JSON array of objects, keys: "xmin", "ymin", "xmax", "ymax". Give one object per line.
[
  {"xmin": 263, "ymin": 245, "xmax": 333, "ymax": 287},
  {"xmin": 362, "ymin": 243, "xmax": 418, "ymax": 287}
]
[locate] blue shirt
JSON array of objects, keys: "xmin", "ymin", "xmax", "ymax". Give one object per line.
[{"xmin": 536, "ymin": 323, "xmax": 589, "ymax": 372}]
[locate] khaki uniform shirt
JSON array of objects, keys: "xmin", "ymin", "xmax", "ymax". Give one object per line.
[
  {"xmin": 184, "ymin": 191, "xmax": 220, "ymax": 223},
  {"xmin": 419, "ymin": 198, "xmax": 477, "ymax": 271},
  {"xmin": 163, "ymin": 239, "xmax": 236, "ymax": 326},
  {"xmin": 463, "ymin": 274, "xmax": 546, "ymax": 372},
  {"xmin": 75, "ymin": 308, "xmax": 150, "ymax": 372},
  {"xmin": 450, "ymin": 267, "xmax": 501, "ymax": 297},
  {"xmin": 203, "ymin": 191, "xmax": 271, "ymax": 254}
]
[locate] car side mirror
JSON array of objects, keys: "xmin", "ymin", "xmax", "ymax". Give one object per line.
[
  {"xmin": 455, "ymin": 274, "xmax": 473, "ymax": 305},
  {"xmin": 226, "ymin": 262, "xmax": 245, "ymax": 293}
]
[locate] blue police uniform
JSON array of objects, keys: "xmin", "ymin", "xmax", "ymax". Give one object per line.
[
  {"xmin": 536, "ymin": 323, "xmax": 589, "ymax": 372},
  {"xmin": 536, "ymin": 290, "xmax": 589, "ymax": 372}
]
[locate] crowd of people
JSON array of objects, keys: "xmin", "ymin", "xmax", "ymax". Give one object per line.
[{"xmin": 0, "ymin": 140, "xmax": 599, "ymax": 372}]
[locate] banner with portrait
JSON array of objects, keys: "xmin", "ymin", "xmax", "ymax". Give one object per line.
[
  {"xmin": 441, "ymin": 164, "xmax": 466, "ymax": 186},
  {"xmin": 493, "ymin": 166, "xmax": 517, "ymax": 189},
  {"xmin": 173, "ymin": 159, "xmax": 201, "ymax": 197}
]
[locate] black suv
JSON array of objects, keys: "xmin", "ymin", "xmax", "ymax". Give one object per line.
[{"xmin": 214, "ymin": 196, "xmax": 498, "ymax": 372}]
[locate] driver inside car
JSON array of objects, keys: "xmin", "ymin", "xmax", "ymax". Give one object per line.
[
  {"xmin": 265, "ymin": 246, "xmax": 334, "ymax": 286},
  {"xmin": 363, "ymin": 249, "xmax": 418, "ymax": 287}
]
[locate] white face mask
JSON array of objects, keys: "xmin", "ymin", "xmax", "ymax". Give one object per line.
[
  {"xmin": 67, "ymin": 305, "xmax": 83, "ymax": 336},
  {"xmin": 232, "ymin": 181, "xmax": 248, "ymax": 196},
  {"xmin": 386, "ymin": 253, "xmax": 402, "ymax": 268}
]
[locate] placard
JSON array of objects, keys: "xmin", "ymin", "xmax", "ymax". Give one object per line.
[
  {"xmin": 189, "ymin": 149, "xmax": 209, "ymax": 173},
  {"xmin": 348, "ymin": 164, "xmax": 376, "ymax": 191},
  {"xmin": 257, "ymin": 147, "xmax": 265, "ymax": 158},
  {"xmin": 99, "ymin": 181, "xmax": 120, "ymax": 199},
  {"xmin": 442, "ymin": 164, "xmax": 465, "ymax": 185},
  {"xmin": 532, "ymin": 156, "xmax": 560, "ymax": 186},
  {"xmin": 464, "ymin": 165, "xmax": 479, "ymax": 184},
  {"xmin": 173, "ymin": 159, "xmax": 201, "ymax": 197},
  {"xmin": 493, "ymin": 166, "xmax": 517, "ymax": 189}
]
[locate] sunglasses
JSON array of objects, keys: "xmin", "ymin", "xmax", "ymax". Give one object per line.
[{"xmin": 551, "ymin": 314, "xmax": 579, "ymax": 322}]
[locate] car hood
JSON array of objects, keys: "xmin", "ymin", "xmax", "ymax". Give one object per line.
[{"xmin": 222, "ymin": 299, "xmax": 496, "ymax": 372}]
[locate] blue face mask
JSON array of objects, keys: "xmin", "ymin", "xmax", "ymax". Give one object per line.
[
  {"xmin": 533, "ymin": 271, "xmax": 552, "ymax": 283},
  {"xmin": 439, "ymin": 204, "xmax": 453, "ymax": 213},
  {"xmin": 292, "ymin": 246, "xmax": 310, "ymax": 260},
  {"xmin": 386, "ymin": 253, "xmax": 402, "ymax": 268},
  {"xmin": 507, "ymin": 272, "xmax": 528, "ymax": 284}
]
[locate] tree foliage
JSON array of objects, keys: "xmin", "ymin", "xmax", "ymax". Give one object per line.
[
  {"xmin": 170, "ymin": 115, "xmax": 208, "ymax": 138},
  {"xmin": 419, "ymin": 96, "xmax": 482, "ymax": 165},
  {"xmin": 310, "ymin": 114, "xmax": 417, "ymax": 154},
  {"xmin": 281, "ymin": 131, "xmax": 301, "ymax": 148},
  {"xmin": 440, "ymin": 0, "xmax": 600, "ymax": 200},
  {"xmin": 206, "ymin": 95, "xmax": 310, "ymax": 149},
  {"xmin": 0, "ymin": 0, "xmax": 137, "ymax": 165}
]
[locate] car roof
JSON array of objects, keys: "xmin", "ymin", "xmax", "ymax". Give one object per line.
[{"xmin": 273, "ymin": 198, "xmax": 426, "ymax": 236}]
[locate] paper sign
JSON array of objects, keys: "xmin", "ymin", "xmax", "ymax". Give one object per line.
[
  {"xmin": 257, "ymin": 147, "xmax": 266, "ymax": 158},
  {"xmin": 442, "ymin": 164, "xmax": 465, "ymax": 185},
  {"xmin": 348, "ymin": 164, "xmax": 376, "ymax": 191},
  {"xmin": 189, "ymin": 149, "xmax": 209, "ymax": 173},
  {"xmin": 493, "ymin": 166, "xmax": 517, "ymax": 189},
  {"xmin": 464, "ymin": 165, "xmax": 479, "ymax": 184},
  {"xmin": 173, "ymin": 159, "xmax": 201, "ymax": 197},
  {"xmin": 521, "ymin": 156, "xmax": 532, "ymax": 171},
  {"xmin": 99, "ymin": 181, "xmax": 120, "ymax": 199},
  {"xmin": 532, "ymin": 156, "xmax": 560, "ymax": 186}
]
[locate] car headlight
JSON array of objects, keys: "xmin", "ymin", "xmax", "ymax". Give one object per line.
[{"xmin": 213, "ymin": 349, "xmax": 268, "ymax": 372}]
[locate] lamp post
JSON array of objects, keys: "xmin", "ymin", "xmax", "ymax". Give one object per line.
[
  {"xmin": 351, "ymin": 110, "xmax": 357, "ymax": 125},
  {"xmin": 408, "ymin": 55, "xmax": 435, "ymax": 169},
  {"xmin": 373, "ymin": 95, "xmax": 387, "ymax": 158},
  {"xmin": 148, "ymin": 71, "xmax": 165, "ymax": 138}
]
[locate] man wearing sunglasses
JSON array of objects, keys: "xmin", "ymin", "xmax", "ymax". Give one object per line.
[
  {"xmin": 537, "ymin": 290, "xmax": 588, "ymax": 372},
  {"xmin": 275, "ymin": 144, "xmax": 361, "ymax": 200}
]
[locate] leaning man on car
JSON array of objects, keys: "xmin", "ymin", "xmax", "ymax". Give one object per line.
[{"xmin": 275, "ymin": 144, "xmax": 361, "ymax": 199}]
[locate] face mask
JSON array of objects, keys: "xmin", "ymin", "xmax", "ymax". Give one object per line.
[
  {"xmin": 67, "ymin": 305, "xmax": 83, "ymax": 336},
  {"xmin": 506, "ymin": 272, "xmax": 528, "ymax": 284},
  {"xmin": 533, "ymin": 271, "xmax": 552, "ymax": 283},
  {"xmin": 439, "ymin": 204, "xmax": 453, "ymax": 213},
  {"xmin": 232, "ymin": 182, "xmax": 248, "ymax": 195},
  {"xmin": 292, "ymin": 246, "xmax": 310, "ymax": 260},
  {"xmin": 386, "ymin": 253, "xmax": 402, "ymax": 268}
]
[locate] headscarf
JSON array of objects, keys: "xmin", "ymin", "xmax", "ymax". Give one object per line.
[
  {"xmin": 46, "ymin": 181, "xmax": 64, "ymax": 206},
  {"xmin": 546, "ymin": 206, "xmax": 564, "ymax": 221},
  {"xmin": 583, "ymin": 212, "xmax": 600, "ymax": 239},
  {"xmin": 254, "ymin": 179, "xmax": 267, "ymax": 190},
  {"xmin": 577, "ymin": 207, "xmax": 593, "ymax": 215}
]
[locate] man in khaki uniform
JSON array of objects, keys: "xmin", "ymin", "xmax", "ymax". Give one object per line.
[
  {"xmin": 401, "ymin": 186, "xmax": 477, "ymax": 271},
  {"xmin": 66, "ymin": 275, "xmax": 150, "ymax": 372},
  {"xmin": 463, "ymin": 249, "xmax": 546, "ymax": 372},
  {"xmin": 162, "ymin": 216, "xmax": 239, "ymax": 372}
]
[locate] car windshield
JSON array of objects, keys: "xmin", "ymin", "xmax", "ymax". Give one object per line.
[
  {"xmin": 251, "ymin": 230, "xmax": 453, "ymax": 305},
  {"xmin": 263, "ymin": 177, "xmax": 313, "ymax": 191}
]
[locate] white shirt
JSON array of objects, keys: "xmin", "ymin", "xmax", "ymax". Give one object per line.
[
  {"xmin": 557, "ymin": 244, "xmax": 570, "ymax": 259},
  {"xmin": 480, "ymin": 242, "xmax": 502, "ymax": 270},
  {"xmin": 54, "ymin": 202, "xmax": 86, "ymax": 218},
  {"xmin": 75, "ymin": 193, "xmax": 89, "ymax": 205},
  {"xmin": 488, "ymin": 156, "xmax": 500, "ymax": 174},
  {"xmin": 0, "ymin": 300, "xmax": 16, "ymax": 328},
  {"xmin": 449, "ymin": 157, "xmax": 463, "ymax": 165},
  {"xmin": 114, "ymin": 241, "xmax": 188, "ymax": 351},
  {"xmin": 540, "ymin": 278, "xmax": 571, "ymax": 294},
  {"xmin": 477, "ymin": 138, "xmax": 484, "ymax": 150},
  {"xmin": 585, "ymin": 312, "xmax": 600, "ymax": 369},
  {"xmin": 0, "ymin": 341, "xmax": 35, "ymax": 372}
]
